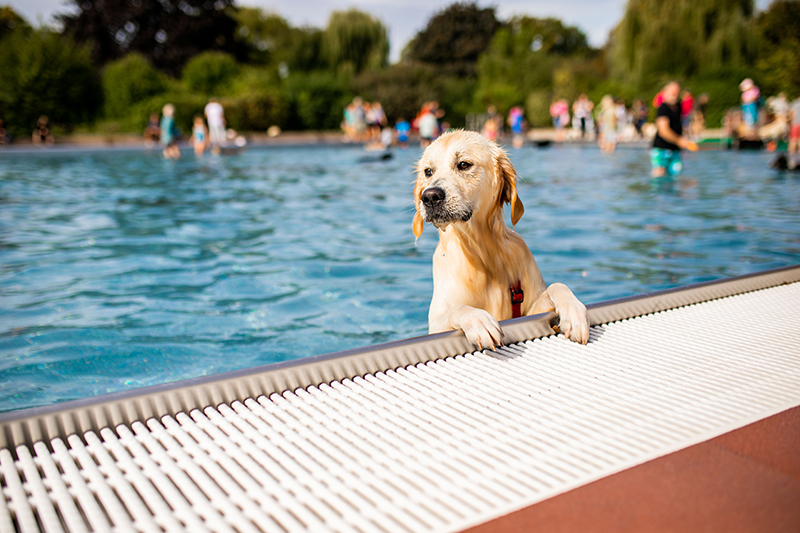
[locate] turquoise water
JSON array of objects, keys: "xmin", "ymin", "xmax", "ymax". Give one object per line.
[{"xmin": 1, "ymin": 144, "xmax": 798, "ymax": 412}]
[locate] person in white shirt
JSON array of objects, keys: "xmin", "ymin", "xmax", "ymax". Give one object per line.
[{"xmin": 204, "ymin": 98, "xmax": 226, "ymax": 148}]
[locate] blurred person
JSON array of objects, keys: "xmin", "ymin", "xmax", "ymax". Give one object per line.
[
  {"xmin": 368, "ymin": 101, "xmax": 387, "ymax": 142},
  {"xmin": 418, "ymin": 102, "xmax": 439, "ymax": 147},
  {"xmin": 597, "ymin": 95, "xmax": 617, "ymax": 153},
  {"xmin": 633, "ymin": 99, "xmax": 648, "ymax": 138},
  {"xmin": 352, "ymin": 97, "xmax": 367, "ymax": 142},
  {"xmin": 160, "ymin": 104, "xmax": 181, "ymax": 160},
  {"xmin": 651, "ymin": 81, "xmax": 698, "ymax": 178},
  {"xmin": 507, "ymin": 106, "xmax": 526, "ymax": 148},
  {"xmin": 144, "ymin": 113, "xmax": 161, "ymax": 148},
  {"xmin": 689, "ymin": 94, "xmax": 709, "ymax": 139},
  {"xmin": 549, "ymin": 98, "xmax": 569, "ymax": 142},
  {"xmin": 615, "ymin": 98, "xmax": 628, "ymax": 141},
  {"xmin": 481, "ymin": 105, "xmax": 501, "ymax": 141},
  {"xmin": 759, "ymin": 92, "xmax": 791, "ymax": 144},
  {"xmin": 395, "ymin": 118, "xmax": 411, "ymax": 149},
  {"xmin": 32, "ymin": 115, "xmax": 54, "ymax": 145},
  {"xmin": 788, "ymin": 95, "xmax": 800, "ymax": 167},
  {"xmin": 680, "ymin": 89, "xmax": 694, "ymax": 130},
  {"xmin": 190, "ymin": 115, "xmax": 209, "ymax": 156},
  {"xmin": 0, "ymin": 119, "xmax": 8, "ymax": 145},
  {"xmin": 204, "ymin": 98, "xmax": 226, "ymax": 151},
  {"xmin": 739, "ymin": 78, "xmax": 760, "ymax": 138},
  {"xmin": 572, "ymin": 94, "xmax": 594, "ymax": 140}
]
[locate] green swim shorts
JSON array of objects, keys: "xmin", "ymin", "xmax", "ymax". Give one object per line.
[{"xmin": 650, "ymin": 148, "xmax": 683, "ymax": 176}]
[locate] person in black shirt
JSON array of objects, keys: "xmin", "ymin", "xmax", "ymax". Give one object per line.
[{"xmin": 650, "ymin": 81, "xmax": 698, "ymax": 177}]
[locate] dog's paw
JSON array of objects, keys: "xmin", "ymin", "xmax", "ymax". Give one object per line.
[
  {"xmin": 459, "ymin": 309, "xmax": 504, "ymax": 351},
  {"xmin": 556, "ymin": 301, "xmax": 590, "ymax": 344}
]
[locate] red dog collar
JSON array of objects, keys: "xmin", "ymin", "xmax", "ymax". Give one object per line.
[{"xmin": 510, "ymin": 281, "xmax": 524, "ymax": 318}]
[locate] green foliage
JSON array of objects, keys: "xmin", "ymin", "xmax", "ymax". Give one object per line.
[
  {"xmin": 403, "ymin": 2, "xmax": 500, "ymax": 77},
  {"xmin": 102, "ymin": 53, "xmax": 166, "ymax": 119},
  {"xmin": 525, "ymin": 90, "xmax": 552, "ymax": 127},
  {"xmin": 608, "ymin": 0, "xmax": 759, "ymax": 91},
  {"xmin": 0, "ymin": 5, "xmax": 28, "ymax": 41},
  {"xmin": 222, "ymin": 92, "xmax": 288, "ymax": 131},
  {"xmin": 324, "ymin": 9, "xmax": 389, "ymax": 73},
  {"xmin": 182, "ymin": 51, "xmax": 240, "ymax": 96},
  {"xmin": 475, "ymin": 16, "xmax": 596, "ymax": 116},
  {"xmin": 755, "ymin": 1, "xmax": 800, "ymax": 96},
  {"xmin": 233, "ymin": 8, "xmax": 295, "ymax": 66},
  {"xmin": 284, "ymin": 71, "xmax": 353, "ymax": 130},
  {"xmin": 58, "ymin": 0, "xmax": 242, "ymax": 75},
  {"xmin": 354, "ymin": 64, "xmax": 439, "ymax": 123},
  {"xmin": 0, "ymin": 25, "xmax": 100, "ymax": 137}
]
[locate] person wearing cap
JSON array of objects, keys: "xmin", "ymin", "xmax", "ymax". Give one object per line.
[{"xmin": 650, "ymin": 81, "xmax": 698, "ymax": 178}]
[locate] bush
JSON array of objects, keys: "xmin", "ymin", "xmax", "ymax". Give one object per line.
[
  {"xmin": 182, "ymin": 51, "xmax": 240, "ymax": 96},
  {"xmin": 284, "ymin": 71, "xmax": 352, "ymax": 130},
  {"xmin": 222, "ymin": 92, "xmax": 288, "ymax": 131},
  {"xmin": 0, "ymin": 26, "xmax": 100, "ymax": 137},
  {"xmin": 525, "ymin": 89, "xmax": 552, "ymax": 127},
  {"xmin": 102, "ymin": 53, "xmax": 166, "ymax": 119}
]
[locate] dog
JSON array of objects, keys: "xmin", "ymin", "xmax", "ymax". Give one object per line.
[{"xmin": 412, "ymin": 130, "xmax": 590, "ymax": 349}]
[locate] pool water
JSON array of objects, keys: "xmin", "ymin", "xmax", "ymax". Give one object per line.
[{"xmin": 1, "ymin": 144, "xmax": 798, "ymax": 412}]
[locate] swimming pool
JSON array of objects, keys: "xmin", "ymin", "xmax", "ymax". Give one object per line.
[{"xmin": 1, "ymin": 143, "xmax": 798, "ymax": 412}]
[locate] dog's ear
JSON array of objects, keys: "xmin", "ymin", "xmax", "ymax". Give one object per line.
[
  {"xmin": 412, "ymin": 179, "xmax": 424, "ymax": 238},
  {"xmin": 497, "ymin": 150, "xmax": 525, "ymax": 226},
  {"xmin": 412, "ymin": 212, "xmax": 424, "ymax": 238}
]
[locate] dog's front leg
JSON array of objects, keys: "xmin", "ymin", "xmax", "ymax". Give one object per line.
[
  {"xmin": 529, "ymin": 283, "xmax": 590, "ymax": 344},
  {"xmin": 431, "ymin": 305, "xmax": 504, "ymax": 351}
]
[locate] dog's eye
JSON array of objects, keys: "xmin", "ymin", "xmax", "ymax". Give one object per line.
[
  {"xmin": 457, "ymin": 161, "xmax": 473, "ymax": 171},
  {"xmin": 424, "ymin": 168, "xmax": 433, "ymax": 177}
]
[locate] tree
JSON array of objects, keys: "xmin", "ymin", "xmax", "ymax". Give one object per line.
[
  {"xmin": 102, "ymin": 53, "xmax": 166, "ymax": 119},
  {"xmin": 756, "ymin": 0, "xmax": 800, "ymax": 95},
  {"xmin": 182, "ymin": 51, "xmax": 239, "ymax": 95},
  {"xmin": 475, "ymin": 16, "xmax": 596, "ymax": 116},
  {"xmin": 324, "ymin": 9, "xmax": 389, "ymax": 74},
  {"xmin": 58, "ymin": 0, "xmax": 242, "ymax": 75},
  {"xmin": 0, "ymin": 5, "xmax": 28, "ymax": 41},
  {"xmin": 0, "ymin": 25, "xmax": 100, "ymax": 137},
  {"xmin": 403, "ymin": 2, "xmax": 500, "ymax": 77},
  {"xmin": 607, "ymin": 0, "xmax": 759, "ymax": 92}
]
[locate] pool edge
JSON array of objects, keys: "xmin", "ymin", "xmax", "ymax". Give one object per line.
[{"xmin": 2, "ymin": 264, "xmax": 799, "ymax": 449}]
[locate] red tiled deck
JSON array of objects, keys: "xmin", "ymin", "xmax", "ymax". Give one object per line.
[{"xmin": 462, "ymin": 406, "xmax": 800, "ymax": 533}]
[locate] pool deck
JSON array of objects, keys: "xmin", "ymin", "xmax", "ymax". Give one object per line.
[{"xmin": 1, "ymin": 265, "xmax": 798, "ymax": 532}]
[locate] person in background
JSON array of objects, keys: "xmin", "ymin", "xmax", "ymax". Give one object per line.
[
  {"xmin": 651, "ymin": 81, "xmax": 698, "ymax": 177},
  {"xmin": 204, "ymin": 98, "xmax": 226, "ymax": 152},
  {"xmin": 549, "ymin": 98, "xmax": 569, "ymax": 142},
  {"xmin": 32, "ymin": 115, "xmax": 54, "ymax": 145},
  {"xmin": 739, "ymin": 78, "xmax": 760, "ymax": 138},
  {"xmin": 159, "ymin": 104, "xmax": 181, "ymax": 160},
  {"xmin": 395, "ymin": 118, "xmax": 411, "ymax": 149},
  {"xmin": 633, "ymin": 99, "xmax": 648, "ymax": 138},
  {"xmin": 680, "ymin": 89, "xmax": 694, "ymax": 131},
  {"xmin": 190, "ymin": 115, "xmax": 209, "ymax": 156},
  {"xmin": 418, "ymin": 102, "xmax": 439, "ymax": 147},
  {"xmin": 0, "ymin": 119, "xmax": 9, "ymax": 145},
  {"xmin": 572, "ymin": 94, "xmax": 594, "ymax": 140},
  {"xmin": 369, "ymin": 101, "xmax": 387, "ymax": 142},
  {"xmin": 598, "ymin": 95, "xmax": 617, "ymax": 153},
  {"xmin": 481, "ymin": 105, "xmax": 501, "ymax": 142},
  {"xmin": 144, "ymin": 113, "xmax": 161, "ymax": 148},
  {"xmin": 507, "ymin": 106, "xmax": 526, "ymax": 148},
  {"xmin": 788, "ymin": 95, "xmax": 800, "ymax": 168}
]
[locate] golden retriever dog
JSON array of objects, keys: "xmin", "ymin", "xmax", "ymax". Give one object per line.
[{"xmin": 413, "ymin": 130, "xmax": 589, "ymax": 349}]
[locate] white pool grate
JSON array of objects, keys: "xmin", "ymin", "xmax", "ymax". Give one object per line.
[{"xmin": 1, "ymin": 280, "xmax": 800, "ymax": 532}]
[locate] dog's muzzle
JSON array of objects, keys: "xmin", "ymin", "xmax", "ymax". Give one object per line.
[{"xmin": 420, "ymin": 186, "xmax": 472, "ymax": 225}]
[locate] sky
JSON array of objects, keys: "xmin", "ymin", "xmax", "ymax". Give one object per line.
[{"xmin": 8, "ymin": 0, "xmax": 775, "ymax": 63}]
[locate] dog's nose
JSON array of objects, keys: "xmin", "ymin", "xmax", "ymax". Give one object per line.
[{"xmin": 421, "ymin": 187, "xmax": 446, "ymax": 206}]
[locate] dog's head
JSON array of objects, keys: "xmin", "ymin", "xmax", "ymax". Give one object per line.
[{"xmin": 413, "ymin": 130, "xmax": 524, "ymax": 238}]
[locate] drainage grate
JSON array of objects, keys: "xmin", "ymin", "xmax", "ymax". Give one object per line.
[{"xmin": 1, "ymin": 278, "xmax": 800, "ymax": 532}]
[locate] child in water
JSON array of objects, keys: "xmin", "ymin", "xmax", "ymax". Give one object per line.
[
  {"xmin": 190, "ymin": 116, "xmax": 209, "ymax": 156},
  {"xmin": 159, "ymin": 104, "xmax": 181, "ymax": 160}
]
